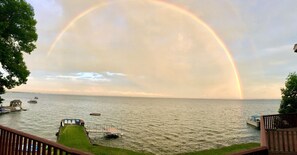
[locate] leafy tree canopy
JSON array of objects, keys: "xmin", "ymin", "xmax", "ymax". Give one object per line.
[
  {"xmin": 0, "ymin": 0, "xmax": 37, "ymax": 105},
  {"xmin": 279, "ymin": 72, "xmax": 297, "ymax": 114}
]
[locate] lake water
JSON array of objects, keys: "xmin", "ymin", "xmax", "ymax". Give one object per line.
[{"xmin": 0, "ymin": 92, "xmax": 279, "ymax": 154}]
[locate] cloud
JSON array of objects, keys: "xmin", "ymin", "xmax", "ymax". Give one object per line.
[
  {"xmin": 105, "ymin": 72, "xmax": 126, "ymax": 77},
  {"xmin": 45, "ymin": 72, "xmax": 126, "ymax": 82},
  {"xmin": 54, "ymin": 72, "xmax": 110, "ymax": 82},
  {"xmin": 262, "ymin": 45, "xmax": 293, "ymax": 53}
]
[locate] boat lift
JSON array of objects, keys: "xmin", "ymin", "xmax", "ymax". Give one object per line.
[{"xmin": 86, "ymin": 124, "xmax": 123, "ymax": 139}]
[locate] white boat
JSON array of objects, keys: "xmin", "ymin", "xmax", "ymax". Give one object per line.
[
  {"xmin": 246, "ymin": 115, "xmax": 260, "ymax": 129},
  {"xmin": 103, "ymin": 127, "xmax": 123, "ymax": 138},
  {"xmin": 0, "ymin": 108, "xmax": 10, "ymax": 114}
]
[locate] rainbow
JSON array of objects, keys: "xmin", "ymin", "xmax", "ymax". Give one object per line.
[
  {"xmin": 47, "ymin": 1, "xmax": 111, "ymax": 55},
  {"xmin": 47, "ymin": 0, "xmax": 243, "ymax": 99}
]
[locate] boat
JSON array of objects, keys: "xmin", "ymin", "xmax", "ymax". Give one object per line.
[
  {"xmin": 28, "ymin": 100, "xmax": 37, "ymax": 104},
  {"xmin": 246, "ymin": 115, "xmax": 261, "ymax": 129},
  {"xmin": 0, "ymin": 107, "xmax": 10, "ymax": 114},
  {"xmin": 103, "ymin": 127, "xmax": 123, "ymax": 139},
  {"xmin": 90, "ymin": 113, "xmax": 101, "ymax": 116},
  {"xmin": 2, "ymin": 100, "xmax": 23, "ymax": 112}
]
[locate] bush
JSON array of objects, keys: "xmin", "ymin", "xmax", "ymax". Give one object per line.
[{"xmin": 279, "ymin": 72, "xmax": 297, "ymax": 114}]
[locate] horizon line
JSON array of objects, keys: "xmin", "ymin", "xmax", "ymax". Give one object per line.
[{"xmin": 6, "ymin": 90, "xmax": 280, "ymax": 100}]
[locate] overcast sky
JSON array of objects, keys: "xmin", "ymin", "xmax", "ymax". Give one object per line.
[{"xmin": 13, "ymin": 0, "xmax": 297, "ymax": 99}]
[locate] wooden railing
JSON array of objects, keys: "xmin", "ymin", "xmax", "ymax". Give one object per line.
[
  {"xmin": 263, "ymin": 113, "xmax": 297, "ymax": 130},
  {"xmin": 0, "ymin": 124, "xmax": 92, "ymax": 155},
  {"xmin": 261, "ymin": 113, "xmax": 297, "ymax": 154}
]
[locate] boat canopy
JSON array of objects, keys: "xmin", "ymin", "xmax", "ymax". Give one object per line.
[
  {"xmin": 249, "ymin": 115, "xmax": 260, "ymax": 121},
  {"xmin": 60, "ymin": 119, "xmax": 85, "ymax": 126}
]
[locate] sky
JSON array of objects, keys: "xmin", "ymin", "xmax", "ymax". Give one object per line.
[{"xmin": 11, "ymin": 0, "xmax": 297, "ymax": 99}]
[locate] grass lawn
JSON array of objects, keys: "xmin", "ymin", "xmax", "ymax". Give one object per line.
[
  {"xmin": 57, "ymin": 125, "xmax": 147, "ymax": 155},
  {"xmin": 178, "ymin": 143, "xmax": 260, "ymax": 155}
]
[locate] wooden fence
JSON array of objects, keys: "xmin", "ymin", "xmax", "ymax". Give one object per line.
[
  {"xmin": 266, "ymin": 129, "xmax": 297, "ymax": 153},
  {"xmin": 0, "ymin": 124, "xmax": 92, "ymax": 155}
]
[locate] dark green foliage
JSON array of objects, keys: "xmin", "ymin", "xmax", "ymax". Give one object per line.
[
  {"xmin": 279, "ymin": 73, "xmax": 297, "ymax": 114},
  {"xmin": 0, "ymin": 0, "xmax": 37, "ymax": 105}
]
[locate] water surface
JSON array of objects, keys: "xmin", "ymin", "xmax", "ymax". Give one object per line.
[{"xmin": 0, "ymin": 92, "xmax": 279, "ymax": 154}]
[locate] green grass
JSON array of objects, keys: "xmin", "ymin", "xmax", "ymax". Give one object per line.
[
  {"xmin": 57, "ymin": 125, "xmax": 148, "ymax": 155},
  {"xmin": 178, "ymin": 143, "xmax": 260, "ymax": 155}
]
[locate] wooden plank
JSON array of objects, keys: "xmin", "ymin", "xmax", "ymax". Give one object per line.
[
  {"xmin": 267, "ymin": 131, "xmax": 271, "ymax": 150},
  {"xmin": 0, "ymin": 129, "xmax": 3, "ymax": 155},
  {"xmin": 37, "ymin": 141, "xmax": 41, "ymax": 155},
  {"xmin": 42, "ymin": 143, "xmax": 46, "ymax": 155},
  {"xmin": 48, "ymin": 145, "xmax": 52, "ymax": 155},
  {"xmin": 32, "ymin": 140, "xmax": 36, "ymax": 155},
  {"xmin": 28, "ymin": 138, "xmax": 32, "ymax": 154},
  {"xmin": 282, "ymin": 130, "xmax": 286, "ymax": 152},
  {"xmin": 273, "ymin": 131, "xmax": 276, "ymax": 151},
  {"xmin": 8, "ymin": 132, "xmax": 12, "ymax": 155},
  {"xmin": 275, "ymin": 132, "xmax": 281, "ymax": 151},
  {"xmin": 3, "ymin": 130, "xmax": 8, "ymax": 155},
  {"xmin": 53, "ymin": 147, "xmax": 57, "ymax": 155},
  {"xmin": 286, "ymin": 131, "xmax": 290, "ymax": 152},
  {"xmin": 23, "ymin": 137, "xmax": 28, "ymax": 155},
  {"xmin": 18, "ymin": 135, "xmax": 22, "ymax": 155},
  {"xmin": 292, "ymin": 131, "xmax": 296, "ymax": 152},
  {"xmin": 11, "ymin": 132, "xmax": 16, "ymax": 155},
  {"xmin": 17, "ymin": 135, "xmax": 22, "ymax": 155}
]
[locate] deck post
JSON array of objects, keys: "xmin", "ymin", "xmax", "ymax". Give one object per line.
[{"xmin": 260, "ymin": 115, "xmax": 267, "ymax": 147}]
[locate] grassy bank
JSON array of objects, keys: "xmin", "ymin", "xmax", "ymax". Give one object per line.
[
  {"xmin": 57, "ymin": 125, "xmax": 147, "ymax": 155},
  {"xmin": 57, "ymin": 125, "xmax": 259, "ymax": 155},
  {"xmin": 178, "ymin": 143, "xmax": 260, "ymax": 155}
]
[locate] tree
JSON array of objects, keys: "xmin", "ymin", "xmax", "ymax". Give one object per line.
[
  {"xmin": 0, "ymin": 0, "xmax": 37, "ymax": 106},
  {"xmin": 279, "ymin": 72, "xmax": 297, "ymax": 114}
]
